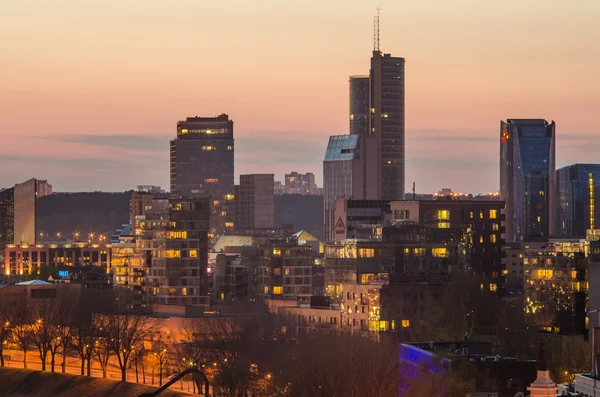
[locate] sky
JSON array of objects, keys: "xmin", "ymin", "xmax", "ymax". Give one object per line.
[{"xmin": 1, "ymin": 0, "xmax": 600, "ymax": 194}]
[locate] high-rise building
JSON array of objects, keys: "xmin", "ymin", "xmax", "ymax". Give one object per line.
[
  {"xmin": 284, "ymin": 172, "xmax": 318, "ymax": 195},
  {"xmin": 170, "ymin": 114, "xmax": 234, "ymax": 239},
  {"xmin": 370, "ymin": 51, "xmax": 406, "ymax": 200},
  {"xmin": 500, "ymin": 119, "xmax": 556, "ymax": 242},
  {"xmin": 349, "ymin": 75, "xmax": 370, "ymax": 136},
  {"xmin": 130, "ymin": 190, "xmax": 155, "ymax": 230},
  {"xmin": 36, "ymin": 180, "xmax": 52, "ymax": 197},
  {"xmin": 236, "ymin": 174, "xmax": 275, "ymax": 230},
  {"xmin": 323, "ymin": 135, "xmax": 378, "ymax": 242},
  {"xmin": 0, "ymin": 188, "xmax": 15, "ymax": 262},
  {"xmin": 551, "ymin": 164, "xmax": 600, "ymax": 238}
]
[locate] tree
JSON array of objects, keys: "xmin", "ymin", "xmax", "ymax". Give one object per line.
[
  {"xmin": 151, "ymin": 338, "xmax": 169, "ymax": 386},
  {"xmin": 93, "ymin": 320, "xmax": 112, "ymax": 379},
  {"xmin": 104, "ymin": 313, "xmax": 157, "ymax": 381},
  {"xmin": 30, "ymin": 301, "xmax": 63, "ymax": 372},
  {"xmin": 131, "ymin": 343, "xmax": 148, "ymax": 383},
  {"xmin": 11, "ymin": 299, "xmax": 32, "ymax": 369},
  {"xmin": 71, "ymin": 311, "xmax": 101, "ymax": 376},
  {"xmin": 57, "ymin": 295, "xmax": 77, "ymax": 374},
  {"xmin": 0, "ymin": 300, "xmax": 14, "ymax": 367}
]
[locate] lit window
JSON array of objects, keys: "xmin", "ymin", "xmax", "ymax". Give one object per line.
[
  {"xmin": 401, "ymin": 320, "xmax": 410, "ymax": 328},
  {"xmin": 227, "ymin": 145, "xmax": 233, "ymax": 151},
  {"xmin": 205, "ymin": 178, "xmax": 219, "ymax": 183},
  {"xmin": 432, "ymin": 247, "xmax": 447, "ymax": 258},
  {"xmin": 489, "ymin": 209, "xmax": 497, "ymax": 219},
  {"xmin": 438, "ymin": 222, "xmax": 450, "ymax": 229},
  {"xmin": 202, "ymin": 146, "xmax": 215, "ymax": 151},
  {"xmin": 284, "ymin": 268, "xmax": 290, "ymax": 276},
  {"xmin": 225, "ymin": 222, "xmax": 234, "ymax": 228},
  {"xmin": 413, "ymin": 248, "xmax": 426, "ymax": 256},
  {"xmin": 502, "ymin": 269, "xmax": 508, "ymax": 275},
  {"xmin": 273, "ymin": 286, "xmax": 283, "ymax": 295},
  {"xmin": 167, "ymin": 231, "xmax": 187, "ymax": 239},
  {"xmin": 469, "ymin": 212, "xmax": 474, "ymax": 219},
  {"xmin": 273, "ymin": 249, "xmax": 281, "ymax": 256},
  {"xmin": 181, "ymin": 129, "xmax": 188, "ymax": 134},
  {"xmin": 437, "ymin": 210, "xmax": 450, "ymax": 220},
  {"xmin": 189, "ymin": 250, "xmax": 198, "ymax": 258},
  {"xmin": 479, "ymin": 236, "xmax": 483, "ymax": 243},
  {"xmin": 492, "ymin": 223, "xmax": 499, "ymax": 231},
  {"xmin": 490, "ymin": 234, "xmax": 497, "ymax": 243},
  {"xmin": 220, "ymin": 211, "xmax": 227, "ymax": 216},
  {"xmin": 350, "ymin": 114, "xmax": 355, "ymax": 120},
  {"xmin": 225, "ymin": 194, "xmax": 234, "ymax": 200},
  {"xmin": 479, "ymin": 210, "xmax": 484, "ymax": 219},
  {"xmin": 165, "ymin": 250, "xmax": 181, "ymax": 258},
  {"xmin": 537, "ymin": 216, "xmax": 541, "ymax": 222},
  {"xmin": 182, "ymin": 288, "xmax": 187, "ymax": 296},
  {"xmin": 359, "ymin": 248, "xmax": 375, "ymax": 258},
  {"xmin": 490, "ymin": 283, "xmax": 497, "ymax": 292}
]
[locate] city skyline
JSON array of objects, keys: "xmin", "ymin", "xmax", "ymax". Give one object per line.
[{"xmin": 2, "ymin": 0, "xmax": 600, "ymax": 193}]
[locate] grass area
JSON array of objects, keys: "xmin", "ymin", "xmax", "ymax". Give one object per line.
[{"xmin": 0, "ymin": 367, "xmax": 184, "ymax": 397}]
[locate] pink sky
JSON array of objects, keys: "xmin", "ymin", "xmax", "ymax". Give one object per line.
[{"xmin": 1, "ymin": 0, "xmax": 599, "ymax": 193}]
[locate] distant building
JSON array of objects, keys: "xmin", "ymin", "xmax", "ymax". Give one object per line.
[
  {"xmin": 284, "ymin": 172, "xmax": 320, "ymax": 195},
  {"xmin": 551, "ymin": 163, "xmax": 600, "ymax": 238},
  {"xmin": 170, "ymin": 114, "xmax": 234, "ymax": 239},
  {"xmin": 236, "ymin": 174, "xmax": 275, "ymax": 229},
  {"xmin": 274, "ymin": 180, "xmax": 284, "ymax": 195},
  {"xmin": 0, "ymin": 178, "xmax": 37, "ymax": 261},
  {"xmin": 129, "ymin": 190, "xmax": 156, "ymax": 229},
  {"xmin": 36, "ymin": 180, "xmax": 52, "ymax": 197},
  {"xmin": 500, "ymin": 119, "xmax": 556, "ymax": 242},
  {"xmin": 349, "ymin": 76, "xmax": 370, "ymax": 136}
]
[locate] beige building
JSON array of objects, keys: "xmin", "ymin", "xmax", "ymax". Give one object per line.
[{"xmin": 14, "ymin": 178, "xmax": 37, "ymax": 246}]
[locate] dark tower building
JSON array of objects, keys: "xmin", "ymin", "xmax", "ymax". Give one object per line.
[
  {"xmin": 500, "ymin": 119, "xmax": 556, "ymax": 242},
  {"xmin": 170, "ymin": 114, "xmax": 235, "ymax": 239},
  {"xmin": 349, "ymin": 76, "xmax": 370, "ymax": 136},
  {"xmin": 369, "ymin": 37, "xmax": 405, "ymax": 200}
]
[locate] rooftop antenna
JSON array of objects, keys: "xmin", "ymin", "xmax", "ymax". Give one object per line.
[{"xmin": 374, "ymin": 6, "xmax": 381, "ymax": 52}]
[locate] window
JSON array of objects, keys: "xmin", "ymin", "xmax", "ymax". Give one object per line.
[
  {"xmin": 227, "ymin": 145, "xmax": 233, "ymax": 151},
  {"xmin": 273, "ymin": 286, "xmax": 283, "ymax": 295},
  {"xmin": 359, "ymin": 248, "xmax": 375, "ymax": 258},
  {"xmin": 469, "ymin": 211, "xmax": 474, "ymax": 219},
  {"xmin": 205, "ymin": 178, "xmax": 219, "ymax": 183},
  {"xmin": 479, "ymin": 236, "xmax": 484, "ymax": 243},
  {"xmin": 437, "ymin": 209, "xmax": 450, "ymax": 220},
  {"xmin": 225, "ymin": 222, "xmax": 234, "ymax": 228},
  {"xmin": 273, "ymin": 249, "xmax": 281, "ymax": 256},
  {"xmin": 202, "ymin": 146, "xmax": 215, "ymax": 151},
  {"xmin": 490, "ymin": 234, "xmax": 497, "ymax": 243},
  {"xmin": 479, "ymin": 210, "xmax": 484, "ymax": 219},
  {"xmin": 167, "ymin": 231, "xmax": 187, "ymax": 239},
  {"xmin": 189, "ymin": 250, "xmax": 198, "ymax": 258},
  {"xmin": 401, "ymin": 320, "xmax": 410, "ymax": 328},
  {"xmin": 165, "ymin": 250, "xmax": 181, "ymax": 258},
  {"xmin": 284, "ymin": 268, "xmax": 290, "ymax": 276},
  {"xmin": 394, "ymin": 209, "xmax": 409, "ymax": 220},
  {"xmin": 502, "ymin": 269, "xmax": 508, "ymax": 275},
  {"xmin": 489, "ymin": 209, "xmax": 497, "ymax": 219},
  {"xmin": 438, "ymin": 222, "xmax": 450, "ymax": 229},
  {"xmin": 263, "ymin": 286, "xmax": 269, "ymax": 294},
  {"xmin": 492, "ymin": 223, "xmax": 499, "ymax": 231},
  {"xmin": 432, "ymin": 247, "xmax": 448, "ymax": 258},
  {"xmin": 490, "ymin": 283, "xmax": 497, "ymax": 292},
  {"xmin": 413, "ymin": 248, "xmax": 426, "ymax": 256}
]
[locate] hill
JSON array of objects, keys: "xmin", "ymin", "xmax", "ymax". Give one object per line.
[
  {"xmin": 0, "ymin": 367, "xmax": 183, "ymax": 397},
  {"xmin": 36, "ymin": 192, "xmax": 131, "ymax": 237},
  {"xmin": 35, "ymin": 192, "xmax": 324, "ymax": 241}
]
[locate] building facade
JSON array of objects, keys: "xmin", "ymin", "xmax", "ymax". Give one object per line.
[
  {"xmin": 551, "ymin": 163, "xmax": 600, "ymax": 238},
  {"xmin": 500, "ymin": 119, "xmax": 556, "ymax": 242},
  {"xmin": 370, "ymin": 51, "xmax": 406, "ymax": 200},
  {"xmin": 36, "ymin": 180, "xmax": 53, "ymax": 197},
  {"xmin": 236, "ymin": 174, "xmax": 275, "ymax": 229},
  {"xmin": 283, "ymin": 172, "xmax": 319, "ymax": 195},
  {"xmin": 323, "ymin": 135, "xmax": 378, "ymax": 242}
]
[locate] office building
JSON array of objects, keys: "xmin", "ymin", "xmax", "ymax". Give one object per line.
[
  {"xmin": 500, "ymin": 119, "xmax": 556, "ymax": 242},
  {"xmin": 0, "ymin": 188, "xmax": 14, "ymax": 261},
  {"xmin": 36, "ymin": 180, "xmax": 52, "ymax": 197},
  {"xmin": 4, "ymin": 242, "xmax": 111, "ymax": 276},
  {"xmin": 370, "ymin": 50, "xmax": 406, "ymax": 200},
  {"xmin": 349, "ymin": 75, "xmax": 370, "ymax": 136},
  {"xmin": 323, "ymin": 135, "xmax": 378, "ymax": 242},
  {"xmin": 13, "ymin": 178, "xmax": 37, "ymax": 246},
  {"xmin": 170, "ymin": 114, "xmax": 234, "ymax": 239},
  {"xmin": 130, "ymin": 190, "xmax": 156, "ymax": 230},
  {"xmin": 551, "ymin": 163, "xmax": 600, "ymax": 238},
  {"xmin": 236, "ymin": 174, "xmax": 275, "ymax": 230}
]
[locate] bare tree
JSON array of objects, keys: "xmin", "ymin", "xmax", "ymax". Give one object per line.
[
  {"xmin": 131, "ymin": 343, "xmax": 148, "ymax": 383},
  {"xmin": 93, "ymin": 321, "xmax": 112, "ymax": 379},
  {"xmin": 71, "ymin": 311, "xmax": 101, "ymax": 376},
  {"xmin": 57, "ymin": 295, "xmax": 77, "ymax": 374},
  {"xmin": 0, "ymin": 300, "xmax": 14, "ymax": 367},
  {"xmin": 104, "ymin": 313, "xmax": 157, "ymax": 381},
  {"xmin": 11, "ymin": 299, "xmax": 32, "ymax": 369},
  {"xmin": 151, "ymin": 338, "xmax": 169, "ymax": 386}
]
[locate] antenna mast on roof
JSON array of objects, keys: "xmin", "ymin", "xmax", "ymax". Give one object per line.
[{"xmin": 374, "ymin": 6, "xmax": 381, "ymax": 52}]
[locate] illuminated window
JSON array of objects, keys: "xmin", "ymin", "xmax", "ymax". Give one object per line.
[
  {"xmin": 489, "ymin": 209, "xmax": 497, "ymax": 219},
  {"xmin": 537, "ymin": 269, "xmax": 553, "ymax": 279},
  {"xmin": 391, "ymin": 320, "xmax": 396, "ymax": 330},
  {"xmin": 537, "ymin": 216, "xmax": 541, "ymax": 223},
  {"xmin": 220, "ymin": 211, "xmax": 227, "ymax": 216},
  {"xmin": 284, "ymin": 268, "xmax": 290, "ymax": 276},
  {"xmin": 479, "ymin": 210, "xmax": 484, "ymax": 219},
  {"xmin": 227, "ymin": 145, "xmax": 233, "ymax": 151},
  {"xmin": 167, "ymin": 231, "xmax": 187, "ymax": 239},
  {"xmin": 225, "ymin": 194, "xmax": 234, "ymax": 200},
  {"xmin": 263, "ymin": 286, "xmax": 269, "ymax": 294},
  {"xmin": 432, "ymin": 247, "xmax": 447, "ymax": 258},
  {"xmin": 181, "ymin": 129, "xmax": 188, "ymax": 134},
  {"xmin": 359, "ymin": 248, "xmax": 375, "ymax": 258},
  {"xmin": 502, "ymin": 269, "xmax": 508, "ymax": 275},
  {"xmin": 225, "ymin": 222, "xmax": 234, "ymax": 228},
  {"xmin": 189, "ymin": 250, "xmax": 198, "ymax": 258},
  {"xmin": 469, "ymin": 211, "xmax": 474, "ymax": 219},
  {"xmin": 413, "ymin": 248, "xmax": 426, "ymax": 256},
  {"xmin": 401, "ymin": 320, "xmax": 410, "ymax": 328},
  {"xmin": 490, "ymin": 234, "xmax": 497, "ymax": 243},
  {"xmin": 182, "ymin": 288, "xmax": 187, "ymax": 296},
  {"xmin": 205, "ymin": 178, "xmax": 219, "ymax": 183},
  {"xmin": 350, "ymin": 114, "xmax": 354, "ymax": 120},
  {"xmin": 572, "ymin": 270, "xmax": 577, "ymax": 279},
  {"xmin": 273, "ymin": 286, "xmax": 283, "ymax": 295},
  {"xmin": 479, "ymin": 236, "xmax": 484, "ymax": 243},
  {"xmin": 273, "ymin": 249, "xmax": 281, "ymax": 256},
  {"xmin": 490, "ymin": 283, "xmax": 497, "ymax": 292},
  {"xmin": 438, "ymin": 222, "xmax": 450, "ymax": 229},
  {"xmin": 404, "ymin": 248, "xmax": 410, "ymax": 254},
  {"xmin": 492, "ymin": 223, "xmax": 499, "ymax": 231},
  {"xmin": 437, "ymin": 209, "xmax": 450, "ymax": 220},
  {"xmin": 165, "ymin": 250, "xmax": 181, "ymax": 258},
  {"xmin": 202, "ymin": 146, "xmax": 215, "ymax": 151}
]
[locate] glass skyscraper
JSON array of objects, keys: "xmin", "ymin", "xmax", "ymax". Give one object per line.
[
  {"xmin": 551, "ymin": 164, "xmax": 600, "ymax": 238},
  {"xmin": 500, "ymin": 119, "xmax": 556, "ymax": 242}
]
